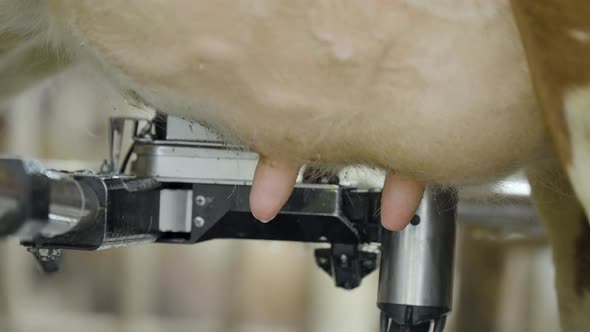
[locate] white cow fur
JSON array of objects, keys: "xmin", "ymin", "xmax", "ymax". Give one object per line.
[{"xmin": 0, "ymin": 0, "xmax": 548, "ymax": 183}]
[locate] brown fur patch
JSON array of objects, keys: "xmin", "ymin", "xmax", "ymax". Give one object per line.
[
  {"xmin": 511, "ymin": 0, "xmax": 590, "ymax": 166},
  {"xmin": 575, "ymin": 213, "xmax": 590, "ymax": 297}
]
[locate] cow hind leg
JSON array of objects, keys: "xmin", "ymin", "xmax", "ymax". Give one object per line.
[
  {"xmin": 511, "ymin": 1, "xmax": 590, "ymax": 328},
  {"xmin": 527, "ymin": 160, "xmax": 590, "ymax": 331},
  {"xmin": 509, "ymin": 0, "xmax": 590, "ymax": 218},
  {"xmin": 563, "ymin": 88, "xmax": 590, "ymax": 222}
]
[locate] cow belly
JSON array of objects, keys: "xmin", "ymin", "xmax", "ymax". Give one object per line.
[{"xmin": 62, "ymin": 0, "xmax": 547, "ymax": 184}]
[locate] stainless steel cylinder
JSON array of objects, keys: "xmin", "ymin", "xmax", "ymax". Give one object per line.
[
  {"xmin": 43, "ymin": 172, "xmax": 99, "ymax": 238},
  {"xmin": 0, "ymin": 159, "xmax": 100, "ymax": 240},
  {"xmin": 378, "ymin": 187, "xmax": 457, "ymax": 308}
]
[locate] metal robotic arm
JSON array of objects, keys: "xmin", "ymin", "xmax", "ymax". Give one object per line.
[
  {"xmin": 378, "ymin": 188, "xmax": 456, "ymax": 332},
  {"xmin": 0, "ymin": 114, "xmax": 536, "ymax": 332}
]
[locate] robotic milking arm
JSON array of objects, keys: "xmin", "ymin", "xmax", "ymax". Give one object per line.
[{"xmin": 0, "ymin": 114, "xmax": 535, "ymax": 332}]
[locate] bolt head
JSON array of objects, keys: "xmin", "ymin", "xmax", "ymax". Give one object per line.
[
  {"xmin": 195, "ymin": 195, "xmax": 207, "ymax": 207},
  {"xmin": 339, "ymin": 254, "xmax": 348, "ymax": 264},
  {"xmin": 193, "ymin": 216, "xmax": 205, "ymax": 228}
]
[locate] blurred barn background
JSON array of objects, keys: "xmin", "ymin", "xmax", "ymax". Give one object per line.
[{"xmin": 0, "ymin": 65, "xmax": 561, "ymax": 332}]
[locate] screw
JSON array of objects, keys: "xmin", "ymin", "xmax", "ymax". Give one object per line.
[
  {"xmin": 195, "ymin": 195, "xmax": 207, "ymax": 207},
  {"xmin": 340, "ymin": 254, "xmax": 348, "ymax": 265},
  {"xmin": 193, "ymin": 216, "xmax": 205, "ymax": 228}
]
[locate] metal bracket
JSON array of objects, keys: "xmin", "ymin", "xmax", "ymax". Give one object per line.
[
  {"xmin": 190, "ymin": 183, "xmax": 361, "ymax": 244},
  {"xmin": 315, "ymin": 243, "xmax": 378, "ymax": 289}
]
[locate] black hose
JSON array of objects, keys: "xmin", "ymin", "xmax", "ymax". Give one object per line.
[
  {"xmin": 433, "ymin": 316, "xmax": 447, "ymax": 332},
  {"xmin": 387, "ymin": 322, "xmax": 430, "ymax": 332},
  {"xmin": 380, "ymin": 312, "xmax": 390, "ymax": 332}
]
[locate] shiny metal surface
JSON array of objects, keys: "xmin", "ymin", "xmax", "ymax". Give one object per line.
[
  {"xmin": 158, "ymin": 189, "xmax": 193, "ymax": 233},
  {"xmin": 0, "ymin": 159, "xmax": 99, "ymax": 240},
  {"xmin": 457, "ymin": 174, "xmax": 537, "ymax": 226},
  {"xmin": 43, "ymin": 173, "xmax": 99, "ymax": 238},
  {"xmin": 378, "ymin": 187, "xmax": 457, "ymax": 308},
  {"xmin": 132, "ymin": 143, "xmax": 259, "ymax": 182}
]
